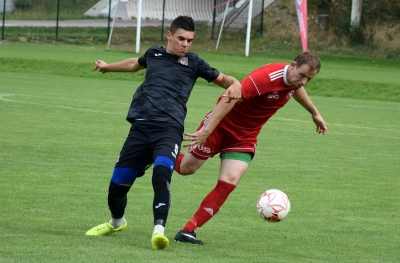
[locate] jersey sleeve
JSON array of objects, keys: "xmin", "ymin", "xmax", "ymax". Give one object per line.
[
  {"xmin": 138, "ymin": 46, "xmax": 158, "ymax": 68},
  {"xmin": 138, "ymin": 55, "xmax": 146, "ymax": 68},
  {"xmin": 241, "ymin": 67, "xmax": 272, "ymax": 99},
  {"xmin": 196, "ymin": 57, "xmax": 220, "ymax": 83}
]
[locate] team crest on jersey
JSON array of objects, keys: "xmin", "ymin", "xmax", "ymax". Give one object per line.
[
  {"xmin": 178, "ymin": 57, "xmax": 188, "ymax": 66},
  {"xmin": 287, "ymin": 90, "xmax": 294, "ymax": 100}
]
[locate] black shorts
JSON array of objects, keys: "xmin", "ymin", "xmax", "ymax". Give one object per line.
[{"xmin": 115, "ymin": 120, "xmax": 183, "ymax": 177}]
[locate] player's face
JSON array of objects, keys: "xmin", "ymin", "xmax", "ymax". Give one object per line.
[
  {"xmin": 166, "ymin": 29, "xmax": 195, "ymax": 57},
  {"xmin": 287, "ymin": 62, "xmax": 318, "ymax": 89}
]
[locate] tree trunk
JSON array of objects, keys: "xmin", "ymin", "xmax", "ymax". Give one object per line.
[
  {"xmin": 316, "ymin": 0, "xmax": 331, "ymax": 31},
  {"xmin": 350, "ymin": 0, "xmax": 363, "ymax": 27}
]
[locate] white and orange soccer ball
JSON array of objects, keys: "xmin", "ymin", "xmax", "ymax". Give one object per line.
[{"xmin": 256, "ymin": 189, "xmax": 291, "ymax": 222}]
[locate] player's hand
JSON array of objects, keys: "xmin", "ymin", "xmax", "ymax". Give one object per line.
[
  {"xmin": 182, "ymin": 130, "xmax": 210, "ymax": 152},
  {"xmin": 223, "ymin": 82, "xmax": 242, "ymax": 103},
  {"xmin": 94, "ymin": 60, "xmax": 108, "ymax": 73},
  {"xmin": 312, "ymin": 114, "xmax": 327, "ymax": 135}
]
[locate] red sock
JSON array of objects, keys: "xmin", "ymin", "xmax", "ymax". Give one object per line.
[
  {"xmin": 182, "ymin": 217, "xmax": 197, "ymax": 232},
  {"xmin": 174, "ymin": 152, "xmax": 185, "ymax": 174},
  {"xmin": 182, "ymin": 180, "xmax": 236, "ymax": 231}
]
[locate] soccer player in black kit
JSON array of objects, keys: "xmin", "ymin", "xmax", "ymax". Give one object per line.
[{"xmin": 85, "ymin": 16, "xmax": 242, "ymax": 250}]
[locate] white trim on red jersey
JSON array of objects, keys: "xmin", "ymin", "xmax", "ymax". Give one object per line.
[{"xmin": 269, "ymin": 69, "xmax": 284, "ymax": 81}]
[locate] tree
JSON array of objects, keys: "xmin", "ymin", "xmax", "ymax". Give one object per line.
[
  {"xmin": 309, "ymin": 0, "xmax": 332, "ymax": 31},
  {"xmin": 350, "ymin": 0, "xmax": 363, "ymax": 27}
]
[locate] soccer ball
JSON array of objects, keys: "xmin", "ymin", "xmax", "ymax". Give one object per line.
[{"xmin": 256, "ymin": 189, "xmax": 291, "ymax": 222}]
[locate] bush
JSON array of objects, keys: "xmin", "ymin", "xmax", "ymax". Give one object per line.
[
  {"xmin": 14, "ymin": 0, "xmax": 33, "ymax": 10},
  {"xmin": 348, "ymin": 25, "xmax": 365, "ymax": 45}
]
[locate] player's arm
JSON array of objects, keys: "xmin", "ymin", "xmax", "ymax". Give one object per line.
[
  {"xmin": 293, "ymin": 87, "xmax": 328, "ymax": 135},
  {"xmin": 212, "ymin": 73, "xmax": 242, "ymax": 102},
  {"xmin": 94, "ymin": 58, "xmax": 144, "ymax": 73},
  {"xmin": 183, "ymin": 95, "xmax": 240, "ymax": 151},
  {"xmin": 184, "ymin": 73, "xmax": 242, "ymax": 150}
]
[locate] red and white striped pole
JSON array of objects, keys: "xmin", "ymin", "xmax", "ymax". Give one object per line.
[{"xmin": 294, "ymin": 0, "xmax": 308, "ymax": 51}]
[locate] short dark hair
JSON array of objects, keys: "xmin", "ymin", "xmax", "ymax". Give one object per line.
[
  {"xmin": 294, "ymin": 50, "xmax": 321, "ymax": 73},
  {"xmin": 169, "ymin": 16, "xmax": 195, "ymax": 34}
]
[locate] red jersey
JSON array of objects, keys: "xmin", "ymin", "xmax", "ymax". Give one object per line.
[
  {"xmin": 218, "ymin": 62, "xmax": 296, "ymax": 139},
  {"xmin": 191, "ymin": 63, "xmax": 297, "ymax": 159}
]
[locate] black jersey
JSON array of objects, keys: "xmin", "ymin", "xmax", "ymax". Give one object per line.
[{"xmin": 126, "ymin": 46, "xmax": 220, "ymax": 129}]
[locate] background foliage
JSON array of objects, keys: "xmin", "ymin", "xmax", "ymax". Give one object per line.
[{"xmin": 2, "ymin": 0, "xmax": 400, "ymax": 58}]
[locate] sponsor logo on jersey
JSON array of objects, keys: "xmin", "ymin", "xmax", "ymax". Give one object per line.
[
  {"xmin": 155, "ymin": 53, "xmax": 162, "ymax": 56},
  {"xmin": 267, "ymin": 92, "xmax": 279, "ymax": 99},
  {"xmin": 178, "ymin": 57, "xmax": 188, "ymax": 66}
]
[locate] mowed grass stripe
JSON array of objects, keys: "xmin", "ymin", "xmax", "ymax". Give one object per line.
[{"xmin": 1, "ymin": 46, "xmax": 399, "ymax": 262}]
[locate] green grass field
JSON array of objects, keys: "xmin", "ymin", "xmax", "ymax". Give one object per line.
[{"xmin": 1, "ymin": 42, "xmax": 399, "ymax": 262}]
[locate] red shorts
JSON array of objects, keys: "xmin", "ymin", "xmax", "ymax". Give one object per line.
[{"xmin": 191, "ymin": 112, "xmax": 257, "ymax": 160}]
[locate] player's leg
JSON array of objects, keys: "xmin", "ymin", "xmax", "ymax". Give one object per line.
[
  {"xmin": 150, "ymin": 124, "xmax": 183, "ymax": 249},
  {"xmin": 218, "ymin": 154, "xmax": 251, "ymax": 185},
  {"xmin": 174, "ymin": 153, "xmax": 251, "ymax": 244},
  {"xmin": 175, "ymin": 151, "xmax": 207, "ymax": 175},
  {"xmin": 150, "ymin": 155, "xmax": 174, "ymax": 249},
  {"xmin": 85, "ymin": 168, "xmax": 137, "ymax": 236},
  {"xmin": 174, "ymin": 112, "xmax": 218, "ymax": 175},
  {"xmin": 86, "ymin": 124, "xmax": 148, "ymax": 236}
]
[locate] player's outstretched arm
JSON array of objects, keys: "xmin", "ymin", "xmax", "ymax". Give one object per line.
[
  {"xmin": 293, "ymin": 87, "xmax": 327, "ymax": 135},
  {"xmin": 311, "ymin": 114, "xmax": 327, "ymax": 135},
  {"xmin": 212, "ymin": 73, "xmax": 242, "ymax": 102},
  {"xmin": 184, "ymin": 73, "xmax": 242, "ymax": 151},
  {"xmin": 93, "ymin": 58, "xmax": 144, "ymax": 73},
  {"xmin": 183, "ymin": 95, "xmax": 240, "ymax": 151}
]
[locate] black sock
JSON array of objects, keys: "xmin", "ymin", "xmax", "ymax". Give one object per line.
[
  {"xmin": 108, "ymin": 181, "xmax": 130, "ymax": 219},
  {"xmin": 152, "ymin": 165, "xmax": 172, "ymax": 224}
]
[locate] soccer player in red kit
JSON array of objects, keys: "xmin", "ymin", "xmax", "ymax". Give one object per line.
[{"xmin": 173, "ymin": 50, "xmax": 327, "ymax": 244}]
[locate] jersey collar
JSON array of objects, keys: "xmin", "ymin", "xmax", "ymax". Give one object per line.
[{"xmin": 283, "ymin": 65, "xmax": 291, "ymax": 86}]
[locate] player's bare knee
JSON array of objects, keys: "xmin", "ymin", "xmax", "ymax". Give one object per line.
[{"xmin": 179, "ymin": 164, "xmax": 197, "ymax": 175}]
